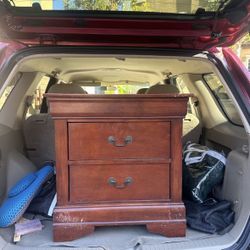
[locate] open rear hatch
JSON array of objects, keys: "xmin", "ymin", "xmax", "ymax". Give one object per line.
[{"xmin": 0, "ymin": 0, "xmax": 249, "ymax": 49}]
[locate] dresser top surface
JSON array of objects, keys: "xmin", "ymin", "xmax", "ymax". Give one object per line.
[
  {"xmin": 46, "ymin": 93, "xmax": 191, "ymax": 118},
  {"xmin": 46, "ymin": 93, "xmax": 192, "ymax": 101}
]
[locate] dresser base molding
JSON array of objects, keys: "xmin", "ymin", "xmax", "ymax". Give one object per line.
[
  {"xmin": 53, "ymin": 203, "xmax": 186, "ymax": 242},
  {"xmin": 54, "ymin": 224, "xmax": 95, "ymax": 242}
]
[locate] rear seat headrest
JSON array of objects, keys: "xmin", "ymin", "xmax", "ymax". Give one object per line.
[
  {"xmin": 146, "ymin": 84, "xmax": 179, "ymax": 94},
  {"xmin": 48, "ymin": 84, "xmax": 87, "ymax": 94},
  {"xmin": 137, "ymin": 88, "xmax": 148, "ymax": 94}
]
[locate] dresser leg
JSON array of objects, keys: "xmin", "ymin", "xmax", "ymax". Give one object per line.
[
  {"xmin": 146, "ymin": 222, "xmax": 186, "ymax": 237},
  {"xmin": 53, "ymin": 224, "xmax": 95, "ymax": 242}
]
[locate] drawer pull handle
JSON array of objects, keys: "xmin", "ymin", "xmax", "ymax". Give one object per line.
[
  {"xmin": 108, "ymin": 177, "xmax": 133, "ymax": 189},
  {"xmin": 108, "ymin": 135, "xmax": 133, "ymax": 147}
]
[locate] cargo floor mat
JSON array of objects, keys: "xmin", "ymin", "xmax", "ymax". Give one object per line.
[{"xmin": 0, "ymin": 218, "xmax": 217, "ymax": 250}]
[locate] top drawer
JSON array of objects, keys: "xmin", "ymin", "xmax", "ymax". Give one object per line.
[{"xmin": 68, "ymin": 121, "xmax": 170, "ymax": 161}]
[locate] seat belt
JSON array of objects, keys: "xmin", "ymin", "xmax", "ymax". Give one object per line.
[
  {"xmin": 190, "ymin": 96, "xmax": 202, "ymax": 120},
  {"xmin": 23, "ymin": 95, "xmax": 34, "ymax": 120},
  {"xmin": 40, "ymin": 76, "xmax": 58, "ymax": 113}
]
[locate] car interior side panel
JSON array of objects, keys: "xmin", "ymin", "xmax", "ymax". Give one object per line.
[{"xmin": 0, "ymin": 53, "xmax": 249, "ymax": 250}]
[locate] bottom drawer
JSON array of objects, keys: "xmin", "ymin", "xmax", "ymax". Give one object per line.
[{"xmin": 69, "ymin": 164, "xmax": 170, "ymax": 203}]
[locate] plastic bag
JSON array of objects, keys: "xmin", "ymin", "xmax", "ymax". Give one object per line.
[{"xmin": 183, "ymin": 142, "xmax": 226, "ymax": 203}]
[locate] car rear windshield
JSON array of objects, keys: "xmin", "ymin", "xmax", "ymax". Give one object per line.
[{"xmin": 12, "ymin": 0, "xmax": 230, "ymax": 13}]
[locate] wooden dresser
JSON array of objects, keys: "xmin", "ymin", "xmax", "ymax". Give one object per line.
[{"xmin": 46, "ymin": 94, "xmax": 189, "ymax": 242}]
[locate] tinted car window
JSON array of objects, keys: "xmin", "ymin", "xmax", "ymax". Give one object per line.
[{"xmin": 204, "ymin": 73, "xmax": 243, "ymax": 127}]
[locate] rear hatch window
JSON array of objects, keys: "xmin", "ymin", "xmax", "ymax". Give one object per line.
[{"xmin": 12, "ymin": 0, "xmax": 225, "ymax": 13}]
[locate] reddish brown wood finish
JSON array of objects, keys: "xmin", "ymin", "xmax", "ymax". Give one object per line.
[
  {"xmin": 53, "ymin": 223, "xmax": 95, "ymax": 242},
  {"xmin": 54, "ymin": 120, "xmax": 68, "ymax": 206},
  {"xmin": 46, "ymin": 94, "xmax": 189, "ymax": 242},
  {"xmin": 68, "ymin": 121, "xmax": 171, "ymax": 160},
  {"xmin": 47, "ymin": 94, "xmax": 189, "ymax": 118},
  {"xmin": 147, "ymin": 222, "xmax": 186, "ymax": 237},
  {"xmin": 69, "ymin": 163, "xmax": 170, "ymax": 203}
]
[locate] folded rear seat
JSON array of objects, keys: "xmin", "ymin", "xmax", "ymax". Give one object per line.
[
  {"xmin": 23, "ymin": 114, "xmax": 55, "ymax": 167},
  {"xmin": 23, "ymin": 84, "xmax": 86, "ymax": 167}
]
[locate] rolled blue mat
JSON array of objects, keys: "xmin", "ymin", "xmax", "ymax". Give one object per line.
[{"xmin": 0, "ymin": 165, "xmax": 54, "ymax": 227}]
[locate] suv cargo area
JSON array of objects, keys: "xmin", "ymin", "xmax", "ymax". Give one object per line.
[{"xmin": 0, "ymin": 49, "xmax": 249, "ymax": 250}]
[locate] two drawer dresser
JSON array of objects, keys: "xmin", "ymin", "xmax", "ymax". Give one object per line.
[{"xmin": 46, "ymin": 94, "xmax": 189, "ymax": 242}]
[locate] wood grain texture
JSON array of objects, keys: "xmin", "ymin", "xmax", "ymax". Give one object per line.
[
  {"xmin": 47, "ymin": 94, "xmax": 189, "ymax": 241},
  {"xmin": 54, "ymin": 120, "xmax": 68, "ymax": 205},
  {"xmin": 147, "ymin": 222, "xmax": 186, "ymax": 237},
  {"xmin": 53, "ymin": 202, "xmax": 185, "ymax": 223},
  {"xmin": 69, "ymin": 163, "xmax": 170, "ymax": 203},
  {"xmin": 170, "ymin": 119, "xmax": 183, "ymax": 202},
  {"xmin": 68, "ymin": 121, "xmax": 170, "ymax": 160},
  {"xmin": 46, "ymin": 94, "xmax": 190, "ymax": 118},
  {"xmin": 53, "ymin": 203, "xmax": 186, "ymax": 241},
  {"xmin": 53, "ymin": 223, "xmax": 95, "ymax": 242}
]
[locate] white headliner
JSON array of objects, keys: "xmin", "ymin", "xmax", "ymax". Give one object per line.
[{"xmin": 18, "ymin": 55, "xmax": 213, "ymax": 85}]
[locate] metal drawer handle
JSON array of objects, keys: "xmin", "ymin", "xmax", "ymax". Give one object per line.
[
  {"xmin": 108, "ymin": 135, "xmax": 133, "ymax": 147},
  {"xmin": 108, "ymin": 177, "xmax": 133, "ymax": 189}
]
